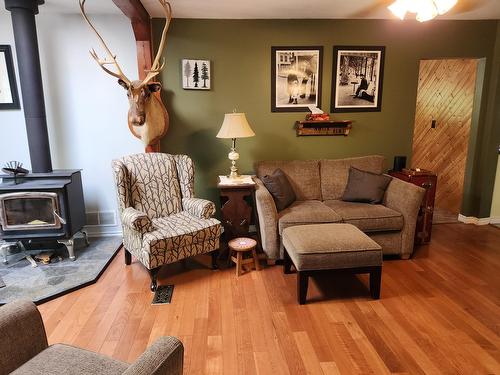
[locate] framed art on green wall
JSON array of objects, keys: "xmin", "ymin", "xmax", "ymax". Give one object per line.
[
  {"xmin": 0, "ymin": 45, "xmax": 20, "ymax": 110},
  {"xmin": 331, "ymin": 46, "xmax": 385, "ymax": 113},
  {"xmin": 271, "ymin": 46, "xmax": 323, "ymax": 112},
  {"xmin": 182, "ymin": 59, "xmax": 211, "ymax": 90}
]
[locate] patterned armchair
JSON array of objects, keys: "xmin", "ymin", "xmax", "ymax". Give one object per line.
[{"xmin": 112, "ymin": 153, "xmax": 221, "ymax": 291}]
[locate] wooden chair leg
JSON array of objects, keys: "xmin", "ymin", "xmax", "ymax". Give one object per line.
[
  {"xmin": 251, "ymin": 248, "xmax": 260, "ymax": 271},
  {"xmin": 211, "ymin": 249, "xmax": 219, "ymax": 270},
  {"xmin": 124, "ymin": 248, "xmax": 131, "ymax": 265},
  {"xmin": 149, "ymin": 267, "xmax": 159, "ymax": 292},
  {"xmin": 236, "ymin": 252, "xmax": 243, "ymax": 277},
  {"xmin": 297, "ymin": 271, "xmax": 308, "ymax": 305},
  {"xmin": 370, "ymin": 266, "xmax": 382, "ymax": 299}
]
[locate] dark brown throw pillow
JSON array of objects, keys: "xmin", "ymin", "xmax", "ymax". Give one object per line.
[
  {"xmin": 261, "ymin": 169, "xmax": 296, "ymax": 211},
  {"xmin": 342, "ymin": 167, "xmax": 392, "ymax": 204}
]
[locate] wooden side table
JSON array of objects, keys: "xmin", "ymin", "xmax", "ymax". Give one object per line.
[
  {"xmin": 218, "ymin": 178, "xmax": 256, "ymax": 240},
  {"xmin": 389, "ymin": 170, "xmax": 437, "ymax": 245},
  {"xmin": 218, "ymin": 177, "xmax": 261, "ymax": 265}
]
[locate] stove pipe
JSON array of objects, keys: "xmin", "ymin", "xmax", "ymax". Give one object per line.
[{"xmin": 5, "ymin": 0, "xmax": 52, "ymax": 173}]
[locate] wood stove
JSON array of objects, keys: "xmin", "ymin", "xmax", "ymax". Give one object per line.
[
  {"xmin": 1, "ymin": 1, "xmax": 88, "ymax": 262},
  {"xmin": 0, "ymin": 171, "xmax": 86, "ymax": 260}
]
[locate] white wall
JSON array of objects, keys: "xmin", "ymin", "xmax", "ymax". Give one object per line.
[{"xmin": 0, "ymin": 9, "xmax": 144, "ymax": 235}]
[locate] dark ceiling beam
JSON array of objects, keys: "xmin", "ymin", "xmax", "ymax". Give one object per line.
[{"xmin": 112, "ymin": 0, "xmax": 152, "ymax": 80}]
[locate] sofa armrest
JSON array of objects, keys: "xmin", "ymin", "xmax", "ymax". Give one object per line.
[
  {"xmin": 0, "ymin": 300, "xmax": 48, "ymax": 374},
  {"xmin": 254, "ymin": 178, "xmax": 280, "ymax": 259},
  {"xmin": 121, "ymin": 207, "xmax": 153, "ymax": 234},
  {"xmin": 123, "ymin": 336, "xmax": 183, "ymax": 375},
  {"xmin": 182, "ymin": 197, "xmax": 216, "ymax": 219},
  {"xmin": 384, "ymin": 176, "xmax": 425, "ymax": 259}
]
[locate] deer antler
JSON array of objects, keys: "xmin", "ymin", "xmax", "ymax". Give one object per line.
[
  {"xmin": 141, "ymin": 0, "xmax": 172, "ymax": 86},
  {"xmin": 79, "ymin": 0, "xmax": 131, "ymax": 86}
]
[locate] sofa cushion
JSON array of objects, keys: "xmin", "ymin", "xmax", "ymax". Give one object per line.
[
  {"xmin": 342, "ymin": 167, "xmax": 392, "ymax": 204},
  {"xmin": 324, "ymin": 200, "xmax": 403, "ymax": 232},
  {"xmin": 261, "ymin": 168, "xmax": 296, "ymax": 211},
  {"xmin": 320, "ymin": 155, "xmax": 385, "ymax": 200},
  {"xmin": 282, "ymin": 224, "xmax": 382, "ymax": 271},
  {"xmin": 278, "ymin": 200, "xmax": 342, "ymax": 234},
  {"xmin": 255, "ymin": 160, "xmax": 321, "ymax": 200},
  {"xmin": 12, "ymin": 344, "xmax": 128, "ymax": 375}
]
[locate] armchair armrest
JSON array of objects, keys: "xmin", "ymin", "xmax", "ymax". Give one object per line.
[
  {"xmin": 182, "ymin": 197, "xmax": 216, "ymax": 219},
  {"xmin": 254, "ymin": 178, "xmax": 280, "ymax": 259},
  {"xmin": 0, "ymin": 300, "xmax": 48, "ymax": 374},
  {"xmin": 383, "ymin": 176, "xmax": 425, "ymax": 259},
  {"xmin": 123, "ymin": 336, "xmax": 183, "ymax": 375},
  {"xmin": 121, "ymin": 207, "xmax": 153, "ymax": 234}
]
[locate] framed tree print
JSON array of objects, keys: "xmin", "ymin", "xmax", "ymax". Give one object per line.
[
  {"xmin": 331, "ymin": 46, "xmax": 385, "ymax": 113},
  {"xmin": 0, "ymin": 45, "xmax": 20, "ymax": 110},
  {"xmin": 271, "ymin": 46, "xmax": 323, "ymax": 112},
  {"xmin": 182, "ymin": 59, "xmax": 211, "ymax": 90}
]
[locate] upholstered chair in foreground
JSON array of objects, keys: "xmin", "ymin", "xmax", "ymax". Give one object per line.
[
  {"xmin": 0, "ymin": 300, "xmax": 183, "ymax": 375},
  {"xmin": 112, "ymin": 153, "xmax": 221, "ymax": 291}
]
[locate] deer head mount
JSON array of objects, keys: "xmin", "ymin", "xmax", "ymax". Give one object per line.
[{"xmin": 79, "ymin": 0, "xmax": 171, "ymax": 148}]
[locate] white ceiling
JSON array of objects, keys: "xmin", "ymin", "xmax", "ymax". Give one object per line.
[
  {"xmin": 3, "ymin": 0, "xmax": 500, "ymax": 19},
  {"xmin": 142, "ymin": 0, "xmax": 500, "ymax": 19}
]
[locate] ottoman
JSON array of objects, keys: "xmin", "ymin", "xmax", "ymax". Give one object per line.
[{"xmin": 282, "ymin": 223, "xmax": 383, "ymax": 304}]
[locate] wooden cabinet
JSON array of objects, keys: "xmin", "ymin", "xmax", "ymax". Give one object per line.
[{"xmin": 389, "ymin": 170, "xmax": 437, "ymax": 245}]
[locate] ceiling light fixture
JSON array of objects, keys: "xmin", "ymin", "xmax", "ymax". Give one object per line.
[{"xmin": 388, "ymin": 0, "xmax": 457, "ymax": 22}]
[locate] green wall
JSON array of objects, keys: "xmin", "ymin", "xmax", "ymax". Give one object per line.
[{"xmin": 153, "ymin": 19, "xmax": 499, "ymax": 216}]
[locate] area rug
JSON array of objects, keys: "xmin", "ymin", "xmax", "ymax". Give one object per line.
[{"xmin": 0, "ymin": 236, "xmax": 121, "ymax": 305}]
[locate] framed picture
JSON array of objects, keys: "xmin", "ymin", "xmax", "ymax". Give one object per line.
[
  {"xmin": 271, "ymin": 46, "xmax": 323, "ymax": 112},
  {"xmin": 331, "ymin": 46, "xmax": 385, "ymax": 113},
  {"xmin": 0, "ymin": 45, "xmax": 20, "ymax": 110},
  {"xmin": 182, "ymin": 59, "xmax": 211, "ymax": 90}
]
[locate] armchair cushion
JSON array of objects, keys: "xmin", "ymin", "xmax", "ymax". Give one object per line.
[
  {"xmin": 11, "ymin": 344, "xmax": 128, "ymax": 375},
  {"xmin": 182, "ymin": 197, "xmax": 216, "ymax": 219},
  {"xmin": 121, "ymin": 207, "xmax": 152, "ymax": 234},
  {"xmin": 138, "ymin": 211, "xmax": 221, "ymax": 268}
]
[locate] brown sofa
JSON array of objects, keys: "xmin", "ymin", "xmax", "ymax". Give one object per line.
[{"xmin": 254, "ymin": 155, "xmax": 425, "ymax": 260}]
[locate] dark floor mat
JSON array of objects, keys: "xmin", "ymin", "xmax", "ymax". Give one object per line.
[{"xmin": 152, "ymin": 285, "xmax": 174, "ymax": 305}]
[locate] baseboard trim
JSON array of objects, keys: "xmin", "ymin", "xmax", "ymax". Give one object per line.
[
  {"xmin": 83, "ymin": 224, "xmax": 122, "ymax": 237},
  {"xmin": 458, "ymin": 214, "xmax": 495, "ymax": 225}
]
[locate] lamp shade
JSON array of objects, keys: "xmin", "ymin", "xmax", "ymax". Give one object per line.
[{"xmin": 216, "ymin": 113, "xmax": 255, "ymax": 139}]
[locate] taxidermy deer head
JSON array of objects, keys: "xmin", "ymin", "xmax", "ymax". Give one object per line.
[{"xmin": 79, "ymin": 0, "xmax": 171, "ymax": 149}]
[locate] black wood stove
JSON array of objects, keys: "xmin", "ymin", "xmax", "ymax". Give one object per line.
[{"xmin": 0, "ymin": 0, "xmax": 87, "ymax": 262}]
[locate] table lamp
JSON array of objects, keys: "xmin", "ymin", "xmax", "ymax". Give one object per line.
[{"xmin": 216, "ymin": 112, "xmax": 255, "ymax": 180}]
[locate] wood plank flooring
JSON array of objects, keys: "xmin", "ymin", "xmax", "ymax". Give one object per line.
[{"xmin": 38, "ymin": 224, "xmax": 500, "ymax": 374}]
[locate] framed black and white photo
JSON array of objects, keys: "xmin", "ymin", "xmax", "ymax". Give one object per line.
[
  {"xmin": 182, "ymin": 59, "xmax": 211, "ymax": 90},
  {"xmin": 0, "ymin": 45, "xmax": 20, "ymax": 110},
  {"xmin": 271, "ymin": 46, "xmax": 323, "ymax": 112},
  {"xmin": 331, "ymin": 46, "xmax": 385, "ymax": 113}
]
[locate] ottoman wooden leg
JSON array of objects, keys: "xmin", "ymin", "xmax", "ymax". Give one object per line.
[
  {"xmin": 124, "ymin": 248, "xmax": 131, "ymax": 265},
  {"xmin": 297, "ymin": 271, "xmax": 308, "ymax": 305},
  {"xmin": 284, "ymin": 248, "xmax": 292, "ymax": 274},
  {"xmin": 370, "ymin": 266, "xmax": 382, "ymax": 299}
]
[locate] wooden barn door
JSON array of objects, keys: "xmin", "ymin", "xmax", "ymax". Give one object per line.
[{"xmin": 411, "ymin": 59, "xmax": 478, "ymax": 216}]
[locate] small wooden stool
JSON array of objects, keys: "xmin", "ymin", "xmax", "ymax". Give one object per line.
[{"xmin": 228, "ymin": 237, "xmax": 260, "ymax": 277}]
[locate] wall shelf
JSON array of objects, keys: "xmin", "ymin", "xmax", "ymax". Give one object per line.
[{"xmin": 296, "ymin": 120, "xmax": 352, "ymax": 136}]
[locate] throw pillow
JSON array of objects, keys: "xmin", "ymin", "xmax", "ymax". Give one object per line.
[
  {"xmin": 342, "ymin": 167, "xmax": 392, "ymax": 204},
  {"xmin": 261, "ymin": 169, "xmax": 296, "ymax": 211}
]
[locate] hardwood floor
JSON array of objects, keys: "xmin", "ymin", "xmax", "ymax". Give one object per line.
[{"xmin": 38, "ymin": 224, "xmax": 500, "ymax": 374}]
